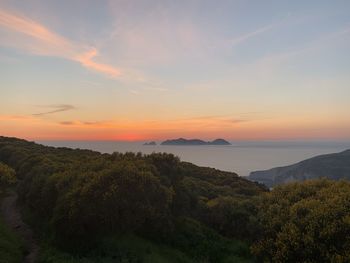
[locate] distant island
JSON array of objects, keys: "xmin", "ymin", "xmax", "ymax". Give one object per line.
[
  {"xmin": 143, "ymin": 141, "xmax": 157, "ymax": 146},
  {"xmin": 161, "ymin": 138, "xmax": 231, "ymax": 146}
]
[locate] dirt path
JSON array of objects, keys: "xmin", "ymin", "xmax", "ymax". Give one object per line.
[{"xmin": 1, "ymin": 191, "xmax": 39, "ymax": 263}]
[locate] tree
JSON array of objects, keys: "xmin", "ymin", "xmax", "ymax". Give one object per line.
[
  {"xmin": 0, "ymin": 162, "xmax": 16, "ymax": 187},
  {"xmin": 252, "ymin": 179, "xmax": 350, "ymax": 262}
]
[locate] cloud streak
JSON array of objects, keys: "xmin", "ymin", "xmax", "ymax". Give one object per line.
[
  {"xmin": 75, "ymin": 48, "xmax": 121, "ymax": 77},
  {"xmin": 228, "ymin": 23, "xmax": 276, "ymax": 47},
  {"xmin": 226, "ymin": 14, "xmax": 295, "ymax": 48},
  {"xmin": 0, "ymin": 8, "xmax": 121, "ymax": 77},
  {"xmin": 56, "ymin": 115, "xmax": 249, "ymax": 131},
  {"xmin": 33, "ymin": 104, "xmax": 76, "ymax": 116},
  {"xmin": 59, "ymin": 120, "xmax": 109, "ymax": 126},
  {"xmin": 0, "ymin": 115, "xmax": 34, "ymax": 121}
]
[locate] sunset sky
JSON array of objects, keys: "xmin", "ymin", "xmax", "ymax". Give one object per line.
[{"xmin": 1, "ymin": 0, "xmax": 349, "ymax": 141}]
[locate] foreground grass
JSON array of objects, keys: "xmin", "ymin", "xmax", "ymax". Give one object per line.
[
  {"xmin": 38, "ymin": 234, "xmax": 253, "ymax": 263},
  {"xmin": 39, "ymin": 235, "xmax": 194, "ymax": 263},
  {"xmin": 0, "ymin": 190, "xmax": 255, "ymax": 263},
  {"xmin": 0, "ymin": 190, "xmax": 24, "ymax": 263},
  {"xmin": 22, "ymin": 205, "xmax": 254, "ymax": 263}
]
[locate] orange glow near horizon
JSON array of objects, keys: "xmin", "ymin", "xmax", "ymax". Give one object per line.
[{"xmin": 1, "ymin": 114, "xmax": 349, "ymax": 141}]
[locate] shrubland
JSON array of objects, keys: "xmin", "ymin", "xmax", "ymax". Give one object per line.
[{"xmin": 0, "ymin": 136, "xmax": 349, "ymax": 262}]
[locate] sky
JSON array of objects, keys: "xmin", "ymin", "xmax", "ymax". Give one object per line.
[{"xmin": 0, "ymin": 0, "xmax": 349, "ymax": 141}]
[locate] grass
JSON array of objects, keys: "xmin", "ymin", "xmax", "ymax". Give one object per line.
[
  {"xmin": 19, "ymin": 191, "xmax": 255, "ymax": 263},
  {"xmin": 38, "ymin": 234, "xmax": 195, "ymax": 263},
  {"xmin": 0, "ymin": 189, "xmax": 24, "ymax": 263},
  {"xmin": 38, "ymin": 234, "xmax": 254, "ymax": 263}
]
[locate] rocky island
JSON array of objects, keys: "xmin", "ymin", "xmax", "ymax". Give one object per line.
[
  {"xmin": 143, "ymin": 141, "xmax": 157, "ymax": 146},
  {"xmin": 161, "ymin": 138, "xmax": 231, "ymax": 146}
]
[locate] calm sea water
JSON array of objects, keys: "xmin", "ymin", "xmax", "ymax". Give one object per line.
[{"xmin": 37, "ymin": 140, "xmax": 350, "ymax": 177}]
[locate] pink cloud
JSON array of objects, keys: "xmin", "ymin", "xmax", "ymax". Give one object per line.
[
  {"xmin": 75, "ymin": 48, "xmax": 121, "ymax": 77},
  {"xmin": 0, "ymin": 8, "xmax": 121, "ymax": 78}
]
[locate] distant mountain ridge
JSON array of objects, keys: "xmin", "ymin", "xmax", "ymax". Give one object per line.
[
  {"xmin": 248, "ymin": 149, "xmax": 350, "ymax": 187},
  {"xmin": 161, "ymin": 138, "xmax": 231, "ymax": 146}
]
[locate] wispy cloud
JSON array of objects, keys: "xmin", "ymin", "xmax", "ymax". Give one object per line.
[
  {"xmin": 129, "ymin": 90, "xmax": 140, "ymax": 95},
  {"xmin": 176, "ymin": 115, "xmax": 250, "ymax": 128},
  {"xmin": 106, "ymin": 0, "xmax": 212, "ymax": 65},
  {"xmin": 33, "ymin": 104, "xmax": 76, "ymax": 116},
  {"xmin": 59, "ymin": 121, "xmax": 76, "ymax": 126},
  {"xmin": 182, "ymin": 115, "xmax": 248, "ymax": 123},
  {"xmin": 0, "ymin": 8, "xmax": 121, "ymax": 77},
  {"xmin": 0, "ymin": 115, "xmax": 33, "ymax": 121},
  {"xmin": 241, "ymin": 25, "xmax": 350, "ymax": 74},
  {"xmin": 228, "ymin": 23, "xmax": 276, "ymax": 47},
  {"xmin": 56, "ymin": 115, "xmax": 250, "ymax": 131},
  {"xmin": 82, "ymin": 121, "xmax": 107, "ymax": 126},
  {"xmin": 58, "ymin": 120, "xmax": 110, "ymax": 126},
  {"xmin": 80, "ymin": 80, "xmax": 102, "ymax": 87},
  {"xmin": 226, "ymin": 14, "xmax": 295, "ymax": 48},
  {"xmin": 75, "ymin": 48, "xmax": 121, "ymax": 77}
]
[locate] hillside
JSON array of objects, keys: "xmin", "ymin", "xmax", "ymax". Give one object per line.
[
  {"xmin": 248, "ymin": 149, "xmax": 350, "ymax": 187},
  {"xmin": 2, "ymin": 136, "xmax": 350, "ymax": 262},
  {"xmin": 0, "ymin": 136, "xmax": 264, "ymax": 262}
]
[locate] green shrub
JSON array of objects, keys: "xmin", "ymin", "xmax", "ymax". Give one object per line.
[
  {"xmin": 252, "ymin": 179, "xmax": 350, "ymax": 262},
  {"xmin": 0, "ymin": 209, "xmax": 24, "ymax": 262},
  {"xmin": 0, "ymin": 162, "xmax": 16, "ymax": 187}
]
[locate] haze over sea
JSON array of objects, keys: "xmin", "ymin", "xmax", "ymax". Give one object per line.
[{"xmin": 38, "ymin": 140, "xmax": 350, "ymax": 177}]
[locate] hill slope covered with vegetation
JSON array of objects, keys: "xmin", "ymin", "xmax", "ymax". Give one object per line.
[
  {"xmin": 249, "ymin": 149, "xmax": 350, "ymax": 187},
  {"xmin": 1, "ymin": 136, "xmax": 350, "ymax": 262},
  {"xmin": 0, "ymin": 136, "xmax": 264, "ymax": 262}
]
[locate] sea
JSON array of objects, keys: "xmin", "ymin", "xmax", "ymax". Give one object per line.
[{"xmin": 37, "ymin": 140, "xmax": 350, "ymax": 177}]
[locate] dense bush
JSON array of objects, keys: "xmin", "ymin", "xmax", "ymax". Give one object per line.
[
  {"xmin": 252, "ymin": 179, "xmax": 350, "ymax": 262},
  {"xmin": 0, "ymin": 162, "xmax": 16, "ymax": 187},
  {"xmin": 0, "ymin": 136, "xmax": 264, "ymax": 261},
  {"xmin": 204, "ymin": 196, "xmax": 260, "ymax": 241},
  {"xmin": 4, "ymin": 136, "xmax": 349, "ymax": 262},
  {"xmin": 0, "ymin": 216, "xmax": 24, "ymax": 263}
]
